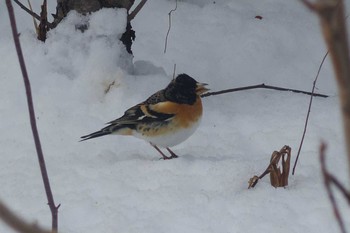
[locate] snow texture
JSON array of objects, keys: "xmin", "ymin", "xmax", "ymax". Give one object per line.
[{"xmin": 0, "ymin": 0, "xmax": 350, "ymax": 233}]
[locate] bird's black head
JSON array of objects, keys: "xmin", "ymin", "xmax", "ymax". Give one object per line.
[
  {"xmin": 173, "ymin": 74, "xmax": 198, "ymax": 90},
  {"xmin": 165, "ymin": 74, "xmax": 200, "ymax": 104}
]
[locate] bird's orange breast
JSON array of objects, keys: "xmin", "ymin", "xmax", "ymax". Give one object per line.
[{"xmin": 150, "ymin": 97, "xmax": 203, "ymax": 128}]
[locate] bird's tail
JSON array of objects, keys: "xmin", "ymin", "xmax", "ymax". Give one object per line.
[
  {"xmin": 80, "ymin": 124, "xmax": 132, "ymax": 142},
  {"xmin": 80, "ymin": 129, "xmax": 111, "ymax": 141}
]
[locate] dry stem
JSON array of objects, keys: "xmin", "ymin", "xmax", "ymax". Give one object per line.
[{"xmin": 248, "ymin": 146, "xmax": 291, "ymax": 188}]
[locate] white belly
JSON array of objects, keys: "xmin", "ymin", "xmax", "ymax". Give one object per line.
[{"xmin": 132, "ymin": 118, "xmax": 201, "ymax": 148}]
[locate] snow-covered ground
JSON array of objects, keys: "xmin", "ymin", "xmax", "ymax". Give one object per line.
[{"xmin": 1, "ymin": 0, "xmax": 350, "ymax": 232}]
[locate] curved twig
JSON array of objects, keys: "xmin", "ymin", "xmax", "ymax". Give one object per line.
[
  {"xmin": 164, "ymin": 0, "xmax": 178, "ymax": 53},
  {"xmin": 292, "ymin": 51, "xmax": 329, "ymax": 175}
]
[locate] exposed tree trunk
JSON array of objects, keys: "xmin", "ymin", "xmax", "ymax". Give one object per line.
[
  {"xmin": 54, "ymin": 0, "xmax": 134, "ymax": 16},
  {"xmin": 15, "ymin": 0, "xmax": 141, "ymax": 53},
  {"xmin": 52, "ymin": 0, "xmax": 136, "ymax": 53}
]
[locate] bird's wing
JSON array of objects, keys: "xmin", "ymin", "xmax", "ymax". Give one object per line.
[
  {"xmin": 144, "ymin": 90, "xmax": 167, "ymax": 104},
  {"xmin": 107, "ymin": 90, "xmax": 174, "ymax": 126}
]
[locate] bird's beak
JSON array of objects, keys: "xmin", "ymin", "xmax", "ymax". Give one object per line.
[{"xmin": 196, "ymin": 82, "xmax": 210, "ymax": 95}]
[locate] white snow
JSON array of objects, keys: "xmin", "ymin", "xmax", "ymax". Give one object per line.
[{"xmin": 1, "ymin": 0, "xmax": 350, "ymax": 233}]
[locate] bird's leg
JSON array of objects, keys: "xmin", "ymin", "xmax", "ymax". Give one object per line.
[
  {"xmin": 150, "ymin": 143, "xmax": 171, "ymax": 160},
  {"xmin": 166, "ymin": 147, "xmax": 179, "ymax": 159}
]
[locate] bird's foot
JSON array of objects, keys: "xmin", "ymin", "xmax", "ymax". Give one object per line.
[
  {"xmin": 166, "ymin": 148, "xmax": 179, "ymax": 159},
  {"xmin": 151, "ymin": 143, "xmax": 179, "ymax": 160},
  {"xmin": 160, "ymin": 154, "xmax": 178, "ymax": 160}
]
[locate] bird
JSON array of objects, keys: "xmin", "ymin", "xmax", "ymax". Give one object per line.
[{"xmin": 80, "ymin": 74, "xmax": 209, "ymax": 160}]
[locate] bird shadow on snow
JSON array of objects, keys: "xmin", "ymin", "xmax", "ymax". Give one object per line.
[
  {"xmin": 132, "ymin": 60, "xmax": 167, "ymax": 76},
  {"xmin": 96, "ymin": 149, "xmax": 150, "ymax": 163},
  {"xmin": 96, "ymin": 149, "xmax": 242, "ymax": 164},
  {"xmin": 179, "ymin": 153, "xmax": 240, "ymax": 162}
]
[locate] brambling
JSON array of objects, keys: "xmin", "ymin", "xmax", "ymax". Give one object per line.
[{"xmin": 81, "ymin": 74, "xmax": 209, "ymax": 160}]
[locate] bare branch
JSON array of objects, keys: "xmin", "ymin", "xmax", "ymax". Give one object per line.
[
  {"xmin": 164, "ymin": 0, "xmax": 178, "ymax": 53},
  {"xmin": 292, "ymin": 51, "xmax": 329, "ymax": 175},
  {"xmin": 201, "ymin": 83, "xmax": 329, "ymax": 98},
  {"xmin": 6, "ymin": 0, "xmax": 59, "ymax": 231}
]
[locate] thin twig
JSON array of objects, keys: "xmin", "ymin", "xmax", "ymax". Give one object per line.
[
  {"xmin": 320, "ymin": 143, "xmax": 348, "ymax": 233},
  {"xmin": 164, "ymin": 0, "xmax": 178, "ymax": 53},
  {"xmin": 13, "ymin": 0, "xmax": 40, "ymax": 20},
  {"xmin": 292, "ymin": 51, "xmax": 329, "ymax": 175},
  {"xmin": 6, "ymin": 1, "xmax": 59, "ymax": 232},
  {"xmin": 128, "ymin": 0, "xmax": 148, "ymax": 22},
  {"xmin": 0, "ymin": 200, "xmax": 51, "ymax": 233},
  {"xmin": 201, "ymin": 83, "xmax": 329, "ymax": 98},
  {"xmin": 27, "ymin": 0, "xmax": 38, "ymax": 34}
]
